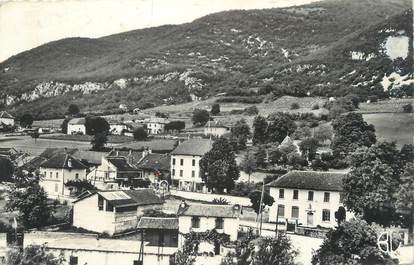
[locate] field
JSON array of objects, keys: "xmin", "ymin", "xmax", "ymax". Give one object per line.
[
  {"xmin": 363, "ymin": 113, "xmax": 413, "ymax": 147},
  {"xmin": 358, "ymin": 98, "xmax": 413, "ymax": 113},
  {"xmin": 40, "ymin": 134, "xmax": 133, "ymax": 144}
]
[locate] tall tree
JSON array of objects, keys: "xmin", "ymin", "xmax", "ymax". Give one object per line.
[
  {"xmin": 313, "ymin": 124, "xmax": 333, "ymax": 144},
  {"xmin": 299, "ymin": 137, "xmax": 319, "ymax": 161},
  {"xmin": 211, "ymin": 103, "xmax": 221, "ymax": 115},
  {"xmin": 6, "ymin": 245, "xmax": 64, "ymax": 265},
  {"xmin": 240, "ymin": 151, "xmax": 257, "ymax": 183},
  {"xmin": 395, "ymin": 163, "xmax": 414, "ymax": 238},
  {"xmin": 85, "ymin": 116, "xmax": 109, "ymax": 135},
  {"xmin": 248, "ymin": 190, "xmax": 274, "ymax": 218},
  {"xmin": 342, "ymin": 142, "xmax": 403, "ymax": 226},
  {"xmin": 91, "ymin": 132, "xmax": 108, "ymax": 151},
  {"xmin": 199, "ymin": 138, "xmax": 239, "ymax": 193},
  {"xmin": 6, "ymin": 184, "xmax": 52, "ymax": 228},
  {"xmin": 133, "ymin": 127, "xmax": 148, "ymax": 141},
  {"xmin": 0, "ymin": 156, "xmax": 13, "ymax": 182},
  {"xmin": 192, "ymin": 109, "xmax": 210, "ymax": 126},
  {"xmin": 231, "ymin": 119, "xmax": 251, "ymax": 150},
  {"xmin": 68, "ymin": 104, "xmax": 80, "ymax": 115},
  {"xmin": 60, "ymin": 117, "xmax": 70, "ymax": 134},
  {"xmin": 331, "ymin": 112, "xmax": 376, "ymax": 158},
  {"xmin": 255, "ymin": 147, "xmax": 267, "ymax": 168},
  {"xmin": 266, "ymin": 112, "xmax": 296, "ymax": 144},
  {"xmin": 19, "ymin": 113, "xmax": 34, "ymax": 128},
  {"xmin": 312, "ymin": 219, "xmax": 396, "ymax": 265},
  {"xmin": 252, "ymin": 115, "xmax": 267, "ymax": 145}
]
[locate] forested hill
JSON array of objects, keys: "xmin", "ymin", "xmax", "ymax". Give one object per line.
[{"xmin": 0, "ymin": 0, "xmax": 412, "ymax": 119}]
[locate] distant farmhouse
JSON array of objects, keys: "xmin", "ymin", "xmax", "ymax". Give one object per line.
[
  {"xmin": 204, "ymin": 120, "xmax": 230, "ymax": 137},
  {"xmin": 170, "ymin": 139, "xmax": 213, "ymax": 192},
  {"xmin": 145, "ymin": 117, "xmax": 168, "ymax": 134},
  {"xmin": 109, "ymin": 120, "xmax": 130, "ymax": 135},
  {"xmin": 0, "ymin": 111, "xmax": 15, "ymax": 127},
  {"xmin": 267, "ymin": 170, "xmax": 354, "ymax": 228},
  {"xmin": 67, "ymin": 118, "xmax": 86, "ymax": 135}
]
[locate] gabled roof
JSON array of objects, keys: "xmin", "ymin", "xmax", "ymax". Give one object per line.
[
  {"xmin": 72, "ymin": 150, "xmax": 108, "ymax": 165},
  {"xmin": 137, "ymin": 217, "xmax": 178, "ymax": 230},
  {"xmin": 40, "ymin": 148, "xmax": 77, "ymax": 159},
  {"xmin": 116, "ymin": 139, "xmax": 178, "ymax": 153},
  {"xmin": 40, "ymin": 153, "xmax": 88, "ymax": 170},
  {"xmin": 279, "ymin": 135, "xmax": 294, "ymax": 147},
  {"xmin": 136, "ymin": 153, "xmax": 170, "ymax": 172},
  {"xmin": 68, "ymin": 118, "xmax": 86, "ymax": 125},
  {"xmin": 205, "ymin": 120, "xmax": 229, "ymax": 129},
  {"xmin": 0, "ymin": 111, "xmax": 14, "ymax": 119},
  {"xmin": 177, "ymin": 203, "xmax": 239, "ymax": 218},
  {"xmin": 108, "ymin": 150, "xmax": 144, "ymax": 165},
  {"xmin": 266, "ymin": 170, "xmax": 345, "ymax": 192},
  {"xmin": 106, "ymin": 156, "xmax": 138, "ymax": 172},
  {"xmin": 147, "ymin": 117, "xmax": 167, "ymax": 124},
  {"xmin": 75, "ymin": 189, "xmax": 163, "ymax": 207},
  {"xmin": 0, "ymin": 147, "xmax": 18, "ymax": 156},
  {"xmin": 171, "ymin": 139, "xmax": 213, "ymax": 156}
]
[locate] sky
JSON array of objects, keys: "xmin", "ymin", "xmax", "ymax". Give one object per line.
[{"xmin": 0, "ymin": 0, "xmax": 319, "ymax": 63}]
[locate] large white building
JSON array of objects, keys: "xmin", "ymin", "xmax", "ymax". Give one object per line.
[
  {"xmin": 39, "ymin": 153, "xmax": 88, "ymax": 198},
  {"xmin": 67, "ymin": 118, "xmax": 86, "ymax": 135},
  {"xmin": 170, "ymin": 139, "xmax": 213, "ymax": 192},
  {"xmin": 204, "ymin": 121, "xmax": 230, "ymax": 137},
  {"xmin": 145, "ymin": 117, "xmax": 167, "ymax": 134},
  {"xmin": 267, "ymin": 170, "xmax": 353, "ymax": 228}
]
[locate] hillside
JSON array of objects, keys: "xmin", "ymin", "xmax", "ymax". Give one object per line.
[{"xmin": 0, "ymin": 0, "xmax": 412, "ymax": 120}]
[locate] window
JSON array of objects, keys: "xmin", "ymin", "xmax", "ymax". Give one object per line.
[
  {"xmin": 339, "ymin": 193, "xmax": 345, "ymax": 203},
  {"xmin": 133, "ymin": 261, "xmax": 142, "ymax": 265},
  {"xmin": 54, "ymin": 183, "xmax": 58, "ymax": 192},
  {"xmin": 172, "ymin": 158, "xmax": 176, "ymax": 165},
  {"xmin": 324, "ymin": 192, "xmax": 330, "ymax": 203},
  {"xmin": 293, "ymin": 190, "xmax": 299, "ymax": 200},
  {"xmin": 172, "ymin": 169, "xmax": 175, "ymax": 176},
  {"xmin": 192, "ymin": 159, "xmax": 196, "ymax": 166},
  {"xmin": 180, "ymin": 159, "xmax": 184, "ymax": 166},
  {"xmin": 191, "ymin": 170, "xmax": 195, "ymax": 178},
  {"xmin": 44, "ymin": 171, "xmax": 46, "ymax": 177},
  {"xmin": 279, "ymin": 189, "xmax": 284, "ymax": 199},
  {"xmin": 69, "ymin": 256, "xmax": 78, "ymax": 265},
  {"xmin": 215, "ymin": 217, "xmax": 224, "ymax": 229},
  {"xmin": 49, "ymin": 172, "xmax": 52, "ymax": 178},
  {"xmin": 322, "ymin": 209, "xmax": 330, "ymax": 221},
  {"xmin": 56, "ymin": 172, "xmax": 59, "ymax": 179},
  {"xmin": 291, "ymin": 206, "xmax": 299, "ymax": 219},
  {"xmin": 180, "ymin": 170, "xmax": 183, "ymax": 177},
  {"xmin": 106, "ymin": 203, "xmax": 113, "ymax": 212},
  {"xmin": 308, "ymin": 191, "xmax": 314, "ymax": 201},
  {"xmin": 75, "ymin": 173, "xmax": 79, "ymax": 179},
  {"xmin": 98, "ymin": 196, "xmax": 104, "ymax": 211},
  {"xmin": 277, "ymin": 205, "xmax": 285, "ymax": 217},
  {"xmin": 191, "ymin": 217, "xmax": 200, "ymax": 228}
]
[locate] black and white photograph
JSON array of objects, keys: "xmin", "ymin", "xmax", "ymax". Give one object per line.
[{"xmin": 0, "ymin": 0, "xmax": 412, "ymax": 264}]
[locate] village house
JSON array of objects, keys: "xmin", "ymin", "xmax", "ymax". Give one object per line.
[
  {"xmin": 73, "ymin": 189, "xmax": 163, "ymax": 235},
  {"xmin": 109, "ymin": 121, "xmax": 130, "ymax": 135},
  {"xmin": 136, "ymin": 150, "xmax": 171, "ymax": 185},
  {"xmin": 204, "ymin": 121, "xmax": 230, "ymax": 137},
  {"xmin": 87, "ymin": 156, "xmax": 141, "ymax": 190},
  {"xmin": 0, "ymin": 111, "xmax": 15, "ymax": 127},
  {"xmin": 137, "ymin": 217, "xmax": 179, "ymax": 247},
  {"xmin": 278, "ymin": 135, "xmax": 301, "ymax": 154},
  {"xmin": 170, "ymin": 139, "xmax": 213, "ymax": 192},
  {"xmin": 267, "ymin": 170, "xmax": 354, "ymax": 228},
  {"xmin": 116, "ymin": 139, "xmax": 178, "ymax": 154},
  {"xmin": 67, "ymin": 118, "xmax": 86, "ymax": 135},
  {"xmin": 145, "ymin": 117, "xmax": 167, "ymax": 134},
  {"xmin": 177, "ymin": 202, "xmax": 241, "ymax": 257},
  {"xmin": 39, "ymin": 153, "xmax": 88, "ymax": 199}
]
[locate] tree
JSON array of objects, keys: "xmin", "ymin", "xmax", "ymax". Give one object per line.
[
  {"xmin": 5, "ymin": 244, "xmax": 64, "ymax": 265},
  {"xmin": 248, "ymin": 190, "xmax": 274, "ymax": 217},
  {"xmin": 222, "ymin": 233, "xmax": 297, "ymax": 265},
  {"xmin": 6, "ymin": 184, "xmax": 52, "ymax": 228},
  {"xmin": 395, "ymin": 163, "xmax": 414, "ymax": 238},
  {"xmin": 244, "ymin": 105, "xmax": 259, "ymax": 115},
  {"xmin": 60, "ymin": 117, "xmax": 70, "ymax": 134},
  {"xmin": 0, "ymin": 156, "xmax": 13, "ymax": 182},
  {"xmin": 19, "ymin": 113, "xmax": 34, "ymax": 128},
  {"xmin": 199, "ymin": 137, "xmax": 240, "ymax": 193},
  {"xmin": 342, "ymin": 142, "xmax": 403, "ymax": 226},
  {"xmin": 68, "ymin": 104, "xmax": 80, "ymax": 115},
  {"xmin": 91, "ymin": 132, "xmax": 108, "ymax": 151},
  {"xmin": 85, "ymin": 116, "xmax": 110, "ymax": 135},
  {"xmin": 252, "ymin": 116, "xmax": 267, "ymax": 145},
  {"xmin": 312, "ymin": 219, "xmax": 396, "ymax": 265},
  {"xmin": 290, "ymin": 102, "xmax": 300, "ymax": 110},
  {"xmin": 165, "ymin": 121, "xmax": 185, "ymax": 132},
  {"xmin": 334, "ymin": 206, "xmax": 346, "ymax": 225},
  {"xmin": 155, "ymin": 111, "xmax": 168, "ymax": 118},
  {"xmin": 268, "ymin": 147, "xmax": 282, "ymax": 165},
  {"xmin": 299, "ymin": 137, "xmax": 319, "ymax": 161},
  {"xmin": 240, "ymin": 151, "xmax": 256, "ymax": 183},
  {"xmin": 314, "ymin": 124, "xmax": 333, "ymax": 144},
  {"xmin": 266, "ymin": 112, "xmax": 296, "ymax": 144},
  {"xmin": 230, "ymin": 119, "xmax": 251, "ymax": 150},
  {"xmin": 331, "ymin": 112, "xmax": 376, "ymax": 158},
  {"xmin": 402, "ymin": 103, "xmax": 413, "ymax": 113},
  {"xmin": 211, "ymin": 103, "xmax": 221, "ymax": 115},
  {"xmin": 30, "ymin": 131, "xmax": 39, "ymax": 143},
  {"xmin": 255, "ymin": 147, "xmax": 267, "ymax": 168},
  {"xmin": 133, "ymin": 127, "xmax": 148, "ymax": 141},
  {"xmin": 292, "ymin": 125, "xmax": 311, "ymax": 140},
  {"xmin": 192, "ymin": 109, "xmax": 210, "ymax": 126}
]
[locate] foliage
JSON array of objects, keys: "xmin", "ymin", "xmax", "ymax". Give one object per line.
[
  {"xmin": 252, "ymin": 115, "xmax": 267, "ymax": 145},
  {"xmin": 133, "ymin": 127, "xmax": 148, "ymax": 141},
  {"xmin": 402, "ymin": 103, "xmax": 413, "ymax": 113},
  {"xmin": 255, "ymin": 147, "xmax": 267, "ymax": 168},
  {"xmin": 216, "ymin": 96, "xmax": 263, "ymax": 104},
  {"xmin": 312, "ymin": 218, "xmax": 395, "ymax": 265},
  {"xmin": 6, "ymin": 184, "xmax": 52, "ymax": 228},
  {"xmin": 266, "ymin": 112, "xmax": 297, "ymax": 143},
  {"xmin": 314, "ymin": 124, "xmax": 333, "ymax": 143},
  {"xmin": 240, "ymin": 151, "xmax": 257, "ymax": 182},
  {"xmin": 85, "ymin": 116, "xmax": 110, "ymax": 135},
  {"xmin": 334, "ymin": 206, "xmax": 347, "ymax": 225},
  {"xmin": 290, "ymin": 102, "xmax": 300, "ymax": 110},
  {"xmin": 342, "ymin": 142, "xmax": 408, "ymax": 226},
  {"xmin": 311, "ymin": 158, "xmax": 329, "ymax": 171},
  {"xmin": 68, "ymin": 104, "xmax": 80, "ymax": 115},
  {"xmin": 19, "ymin": 113, "xmax": 34, "ymax": 128},
  {"xmin": 0, "ymin": 156, "xmax": 13, "ymax": 182},
  {"xmin": 5, "ymin": 244, "xmax": 65, "ymax": 265},
  {"xmin": 244, "ymin": 106, "xmax": 259, "ymax": 115},
  {"xmin": 211, "ymin": 197, "xmax": 230, "ymax": 205},
  {"xmin": 229, "ymin": 181, "xmax": 262, "ymax": 197},
  {"xmin": 268, "ymin": 147, "xmax": 282, "ymax": 165},
  {"xmin": 142, "ymin": 208, "xmax": 176, "ymax": 218},
  {"xmin": 91, "ymin": 132, "xmax": 108, "ymax": 151},
  {"xmin": 331, "ymin": 112, "xmax": 376, "ymax": 159},
  {"xmin": 211, "ymin": 103, "xmax": 221, "ymax": 115},
  {"xmin": 60, "ymin": 117, "xmax": 70, "ymax": 134},
  {"xmin": 165, "ymin": 121, "xmax": 185, "ymax": 132},
  {"xmin": 292, "ymin": 125, "xmax": 312, "ymax": 140},
  {"xmin": 299, "ymin": 137, "xmax": 319, "ymax": 161},
  {"xmin": 395, "ymin": 163, "xmax": 414, "ymax": 232},
  {"xmin": 230, "ymin": 119, "xmax": 250, "ymax": 151},
  {"xmin": 248, "ymin": 190, "xmax": 274, "ymax": 215},
  {"xmin": 192, "ymin": 109, "xmax": 210, "ymax": 126},
  {"xmin": 155, "ymin": 111, "xmax": 168, "ymax": 118},
  {"xmin": 30, "ymin": 131, "xmax": 40, "ymax": 142},
  {"xmin": 200, "ymin": 138, "xmax": 240, "ymax": 193},
  {"xmin": 222, "ymin": 233, "xmax": 298, "ymax": 265}
]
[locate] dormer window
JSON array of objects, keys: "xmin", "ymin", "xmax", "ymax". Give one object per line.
[
  {"xmin": 68, "ymin": 158, "xmax": 72, "ymax": 168},
  {"xmin": 191, "ymin": 217, "xmax": 200, "ymax": 228}
]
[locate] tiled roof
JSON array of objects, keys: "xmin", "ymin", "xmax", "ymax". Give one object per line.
[
  {"xmin": 68, "ymin": 118, "xmax": 86, "ymax": 125},
  {"xmin": 96, "ymin": 189, "xmax": 163, "ymax": 207},
  {"xmin": 205, "ymin": 120, "xmax": 229, "ymax": 128},
  {"xmin": 177, "ymin": 203, "xmax": 239, "ymax": 218},
  {"xmin": 40, "ymin": 153, "xmax": 88, "ymax": 170},
  {"xmin": 106, "ymin": 156, "xmax": 138, "ymax": 172},
  {"xmin": 171, "ymin": 139, "xmax": 213, "ymax": 156},
  {"xmin": 72, "ymin": 150, "xmax": 108, "ymax": 165},
  {"xmin": 0, "ymin": 147, "xmax": 18, "ymax": 156},
  {"xmin": 137, "ymin": 217, "xmax": 178, "ymax": 230},
  {"xmin": 116, "ymin": 139, "xmax": 178, "ymax": 153},
  {"xmin": 136, "ymin": 153, "xmax": 170, "ymax": 172},
  {"xmin": 266, "ymin": 170, "xmax": 345, "ymax": 192},
  {"xmin": 39, "ymin": 148, "xmax": 77, "ymax": 159},
  {"xmin": 108, "ymin": 150, "xmax": 144, "ymax": 165},
  {"xmin": 0, "ymin": 111, "xmax": 14, "ymax": 119}
]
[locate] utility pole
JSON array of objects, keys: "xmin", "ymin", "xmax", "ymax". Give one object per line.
[
  {"xmin": 258, "ymin": 181, "xmax": 265, "ymax": 236},
  {"xmin": 275, "ymin": 205, "xmax": 280, "ymax": 238}
]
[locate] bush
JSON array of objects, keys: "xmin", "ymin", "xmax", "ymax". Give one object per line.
[
  {"xmin": 402, "ymin": 103, "xmax": 413, "ymax": 113},
  {"xmin": 211, "ymin": 103, "xmax": 221, "ymax": 115},
  {"xmin": 244, "ymin": 106, "xmax": 259, "ymax": 115},
  {"xmin": 312, "ymin": 104, "xmax": 320, "ymax": 110},
  {"xmin": 133, "ymin": 127, "xmax": 148, "ymax": 141},
  {"xmin": 290, "ymin": 102, "xmax": 300, "ymax": 110},
  {"xmin": 216, "ymin": 96, "xmax": 263, "ymax": 104},
  {"xmin": 367, "ymin": 95, "xmax": 378, "ymax": 103},
  {"xmin": 211, "ymin": 197, "xmax": 229, "ymax": 205}
]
